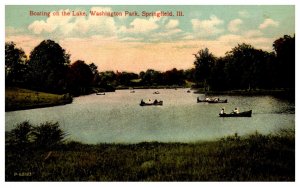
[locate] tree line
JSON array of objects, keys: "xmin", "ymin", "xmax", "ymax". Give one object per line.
[
  {"xmin": 5, "ymin": 35, "xmax": 294, "ymax": 96},
  {"xmin": 193, "ymin": 35, "xmax": 295, "ymax": 91}
]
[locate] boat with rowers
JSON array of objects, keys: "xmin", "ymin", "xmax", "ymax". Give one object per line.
[{"xmin": 197, "ymin": 97, "xmax": 227, "ymax": 103}]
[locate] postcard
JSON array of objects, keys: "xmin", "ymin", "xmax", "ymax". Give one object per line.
[{"xmin": 5, "ymin": 5, "xmax": 295, "ymax": 181}]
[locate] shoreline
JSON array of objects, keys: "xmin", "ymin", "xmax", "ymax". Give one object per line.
[
  {"xmin": 5, "ymin": 87, "xmax": 73, "ymax": 112},
  {"xmin": 193, "ymin": 89, "xmax": 295, "ymax": 98},
  {"xmin": 5, "ymin": 101, "xmax": 72, "ymax": 112}
]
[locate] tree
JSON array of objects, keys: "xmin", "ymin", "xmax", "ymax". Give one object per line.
[
  {"xmin": 224, "ymin": 43, "xmax": 280, "ymax": 90},
  {"xmin": 89, "ymin": 63, "xmax": 101, "ymax": 86},
  {"xmin": 224, "ymin": 43, "xmax": 262, "ymax": 90},
  {"xmin": 5, "ymin": 42, "xmax": 27, "ymax": 86},
  {"xmin": 184, "ymin": 68, "xmax": 195, "ymax": 82},
  {"xmin": 69, "ymin": 60, "xmax": 94, "ymax": 94},
  {"xmin": 193, "ymin": 48, "xmax": 216, "ymax": 90},
  {"xmin": 163, "ymin": 68, "xmax": 185, "ymax": 86},
  {"xmin": 273, "ymin": 35, "xmax": 295, "ymax": 89},
  {"xmin": 140, "ymin": 69, "xmax": 162, "ymax": 86},
  {"xmin": 27, "ymin": 40, "xmax": 70, "ymax": 93},
  {"xmin": 208, "ymin": 57, "xmax": 228, "ymax": 90}
]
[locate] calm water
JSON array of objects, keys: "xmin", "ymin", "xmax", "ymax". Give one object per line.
[{"xmin": 5, "ymin": 89, "xmax": 295, "ymax": 144}]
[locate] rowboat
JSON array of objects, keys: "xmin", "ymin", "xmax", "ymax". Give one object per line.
[
  {"xmin": 140, "ymin": 100, "xmax": 163, "ymax": 106},
  {"xmin": 197, "ymin": 97, "xmax": 227, "ymax": 103},
  {"xmin": 96, "ymin": 92, "xmax": 105, "ymax": 95},
  {"xmin": 208, "ymin": 99, "xmax": 227, "ymax": 103},
  {"xmin": 219, "ymin": 110, "xmax": 252, "ymax": 117}
]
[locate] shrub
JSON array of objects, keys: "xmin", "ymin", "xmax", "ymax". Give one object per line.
[
  {"xmin": 6, "ymin": 121, "xmax": 67, "ymax": 150},
  {"xmin": 32, "ymin": 122, "xmax": 67, "ymax": 149},
  {"xmin": 6, "ymin": 121, "xmax": 33, "ymax": 146}
]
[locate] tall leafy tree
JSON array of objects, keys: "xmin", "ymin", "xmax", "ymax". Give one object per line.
[
  {"xmin": 69, "ymin": 60, "xmax": 94, "ymax": 94},
  {"xmin": 5, "ymin": 42, "xmax": 27, "ymax": 86},
  {"xmin": 27, "ymin": 40, "xmax": 70, "ymax": 93},
  {"xmin": 273, "ymin": 35, "xmax": 295, "ymax": 89},
  {"xmin": 208, "ymin": 57, "xmax": 228, "ymax": 91},
  {"xmin": 193, "ymin": 48, "xmax": 216, "ymax": 90},
  {"xmin": 224, "ymin": 43, "xmax": 262, "ymax": 90},
  {"xmin": 89, "ymin": 63, "xmax": 101, "ymax": 86}
]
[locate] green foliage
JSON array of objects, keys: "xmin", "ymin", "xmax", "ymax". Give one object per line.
[
  {"xmin": 6, "ymin": 128, "xmax": 295, "ymax": 181},
  {"xmin": 69, "ymin": 60, "xmax": 94, "ymax": 95},
  {"xmin": 6, "ymin": 121, "xmax": 33, "ymax": 146},
  {"xmin": 193, "ymin": 48, "xmax": 216, "ymax": 87},
  {"xmin": 32, "ymin": 122, "xmax": 67, "ymax": 149},
  {"xmin": 27, "ymin": 40, "xmax": 70, "ymax": 93},
  {"xmin": 273, "ymin": 35, "xmax": 295, "ymax": 89},
  {"xmin": 5, "ymin": 35, "xmax": 295, "ymax": 96},
  {"xmin": 193, "ymin": 35, "xmax": 295, "ymax": 91},
  {"xmin": 5, "ymin": 41, "xmax": 27, "ymax": 86},
  {"xmin": 5, "ymin": 87, "xmax": 72, "ymax": 111},
  {"xmin": 6, "ymin": 121, "xmax": 67, "ymax": 150}
]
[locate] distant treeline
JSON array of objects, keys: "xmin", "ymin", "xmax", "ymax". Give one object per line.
[{"xmin": 5, "ymin": 35, "xmax": 294, "ymax": 96}]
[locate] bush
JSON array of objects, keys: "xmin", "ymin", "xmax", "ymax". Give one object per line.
[
  {"xmin": 32, "ymin": 122, "xmax": 67, "ymax": 149},
  {"xmin": 6, "ymin": 121, "xmax": 33, "ymax": 146},
  {"xmin": 6, "ymin": 121, "xmax": 67, "ymax": 150}
]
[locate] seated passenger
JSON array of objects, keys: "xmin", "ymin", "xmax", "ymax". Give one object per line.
[
  {"xmin": 233, "ymin": 107, "xmax": 239, "ymax": 114},
  {"xmin": 220, "ymin": 108, "xmax": 225, "ymax": 114}
]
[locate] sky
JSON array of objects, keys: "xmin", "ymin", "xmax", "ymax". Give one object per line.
[{"xmin": 5, "ymin": 5, "xmax": 295, "ymax": 73}]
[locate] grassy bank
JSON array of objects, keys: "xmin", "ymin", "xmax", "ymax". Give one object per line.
[
  {"xmin": 5, "ymin": 87, "xmax": 73, "ymax": 112},
  {"xmin": 6, "ymin": 129, "xmax": 294, "ymax": 181}
]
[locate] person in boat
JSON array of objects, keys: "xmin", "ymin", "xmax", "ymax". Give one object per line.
[
  {"xmin": 220, "ymin": 108, "xmax": 225, "ymax": 114},
  {"xmin": 141, "ymin": 99, "xmax": 145, "ymax": 104},
  {"xmin": 233, "ymin": 107, "xmax": 239, "ymax": 114},
  {"xmin": 154, "ymin": 99, "xmax": 158, "ymax": 104},
  {"xmin": 205, "ymin": 97, "xmax": 211, "ymax": 101},
  {"xmin": 214, "ymin": 98, "xmax": 219, "ymax": 102}
]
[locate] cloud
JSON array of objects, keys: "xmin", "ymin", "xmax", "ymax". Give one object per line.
[
  {"xmin": 165, "ymin": 19, "xmax": 179, "ymax": 29},
  {"xmin": 243, "ymin": 30, "xmax": 263, "ymax": 38},
  {"xmin": 259, "ymin": 18, "xmax": 279, "ymax": 29},
  {"xmin": 118, "ymin": 18, "xmax": 159, "ymax": 33},
  {"xmin": 118, "ymin": 11, "xmax": 166, "ymax": 34},
  {"xmin": 149, "ymin": 28, "xmax": 183, "ymax": 42},
  {"xmin": 217, "ymin": 33, "xmax": 275, "ymax": 52},
  {"xmin": 6, "ymin": 26, "xmax": 25, "ymax": 35},
  {"xmin": 227, "ymin": 19, "xmax": 243, "ymax": 33},
  {"xmin": 28, "ymin": 9, "xmax": 73, "ymax": 34},
  {"xmin": 28, "ymin": 7, "xmax": 117, "ymax": 37},
  {"xmin": 191, "ymin": 15, "xmax": 224, "ymax": 37},
  {"xmin": 5, "ymin": 35, "xmax": 44, "ymax": 56}
]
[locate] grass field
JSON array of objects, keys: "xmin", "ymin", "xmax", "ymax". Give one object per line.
[
  {"xmin": 6, "ymin": 129, "xmax": 295, "ymax": 181},
  {"xmin": 5, "ymin": 87, "xmax": 72, "ymax": 111}
]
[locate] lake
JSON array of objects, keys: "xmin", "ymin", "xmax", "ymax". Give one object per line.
[{"xmin": 5, "ymin": 89, "xmax": 295, "ymax": 144}]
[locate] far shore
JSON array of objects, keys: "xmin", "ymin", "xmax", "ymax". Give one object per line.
[
  {"xmin": 5, "ymin": 87, "xmax": 294, "ymax": 112},
  {"xmin": 193, "ymin": 88, "xmax": 295, "ymax": 100}
]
